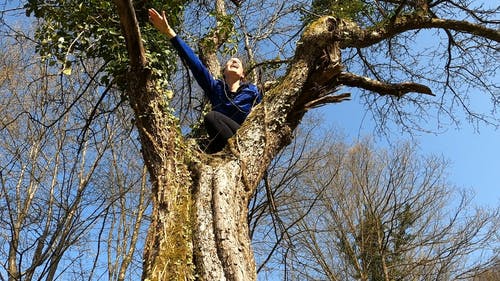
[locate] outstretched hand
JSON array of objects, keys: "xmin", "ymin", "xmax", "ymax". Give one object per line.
[{"xmin": 148, "ymin": 8, "xmax": 176, "ymax": 39}]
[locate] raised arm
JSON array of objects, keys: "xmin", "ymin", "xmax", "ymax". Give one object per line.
[
  {"xmin": 148, "ymin": 8, "xmax": 176, "ymax": 39},
  {"xmin": 148, "ymin": 8, "xmax": 217, "ymax": 95}
]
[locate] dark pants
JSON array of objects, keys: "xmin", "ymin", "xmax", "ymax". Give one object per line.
[{"xmin": 204, "ymin": 111, "xmax": 240, "ymax": 153}]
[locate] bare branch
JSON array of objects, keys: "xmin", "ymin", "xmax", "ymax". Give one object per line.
[
  {"xmin": 304, "ymin": 93, "xmax": 351, "ymax": 109},
  {"xmin": 337, "ymin": 15, "xmax": 500, "ymax": 49},
  {"xmin": 229, "ymin": 0, "xmax": 243, "ymax": 7},
  {"xmin": 338, "ymin": 72, "xmax": 434, "ymax": 97},
  {"xmin": 198, "ymin": 0, "xmax": 230, "ymax": 75},
  {"xmin": 113, "ymin": 0, "xmax": 146, "ymax": 68}
]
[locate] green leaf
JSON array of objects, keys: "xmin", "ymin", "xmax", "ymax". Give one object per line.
[{"xmin": 62, "ymin": 66, "xmax": 72, "ymax": 76}]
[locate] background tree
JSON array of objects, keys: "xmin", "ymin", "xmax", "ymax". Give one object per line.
[
  {"xmin": 0, "ymin": 16, "xmax": 149, "ymax": 280},
  {"xmin": 246, "ymin": 117, "xmax": 499, "ymax": 280},
  {"xmin": 262, "ymin": 137, "xmax": 499, "ymax": 280},
  {"xmin": 2, "ymin": 0, "xmax": 497, "ymax": 280}
]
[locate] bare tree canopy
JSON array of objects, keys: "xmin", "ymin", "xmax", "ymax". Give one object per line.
[
  {"xmin": 0, "ymin": 12, "xmax": 149, "ymax": 281},
  {"xmin": 251, "ymin": 133, "xmax": 499, "ymax": 280}
]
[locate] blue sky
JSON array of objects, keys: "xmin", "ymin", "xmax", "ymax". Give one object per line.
[{"xmin": 322, "ymin": 93, "xmax": 499, "ymax": 209}]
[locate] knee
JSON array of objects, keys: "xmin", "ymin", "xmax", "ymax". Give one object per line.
[
  {"xmin": 204, "ymin": 111, "xmax": 220, "ymax": 134},
  {"xmin": 204, "ymin": 111, "xmax": 218, "ymax": 124}
]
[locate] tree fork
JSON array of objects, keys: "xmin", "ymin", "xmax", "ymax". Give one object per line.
[
  {"xmin": 190, "ymin": 15, "xmax": 346, "ymax": 281},
  {"xmin": 115, "ymin": 0, "xmax": 346, "ymax": 278}
]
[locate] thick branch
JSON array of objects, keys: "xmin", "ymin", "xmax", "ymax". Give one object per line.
[
  {"xmin": 428, "ymin": 18, "xmax": 500, "ymax": 41},
  {"xmin": 230, "ymin": 16, "xmax": 344, "ymax": 187},
  {"xmin": 338, "ymin": 14, "xmax": 500, "ymax": 49},
  {"xmin": 113, "ymin": 2, "xmax": 195, "ymax": 281},
  {"xmin": 338, "ymin": 72, "xmax": 434, "ymax": 97},
  {"xmin": 113, "ymin": 0, "xmax": 146, "ymax": 68}
]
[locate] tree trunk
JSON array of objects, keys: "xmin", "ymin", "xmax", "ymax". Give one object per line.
[
  {"xmin": 8, "ymin": 229, "xmax": 19, "ymax": 281},
  {"xmin": 114, "ymin": 0, "xmax": 343, "ymax": 278},
  {"xmin": 191, "ymin": 160, "xmax": 256, "ymax": 280}
]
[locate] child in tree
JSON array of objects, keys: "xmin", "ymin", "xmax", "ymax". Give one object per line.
[{"xmin": 148, "ymin": 8, "xmax": 262, "ymax": 153}]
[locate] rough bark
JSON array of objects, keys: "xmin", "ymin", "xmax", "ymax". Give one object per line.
[{"xmin": 115, "ymin": 1, "xmax": 194, "ymax": 280}]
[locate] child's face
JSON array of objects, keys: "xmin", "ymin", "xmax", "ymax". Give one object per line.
[{"xmin": 224, "ymin": 58, "xmax": 244, "ymax": 80}]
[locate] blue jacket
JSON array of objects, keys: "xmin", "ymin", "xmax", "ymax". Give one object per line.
[{"xmin": 170, "ymin": 36, "xmax": 262, "ymax": 124}]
